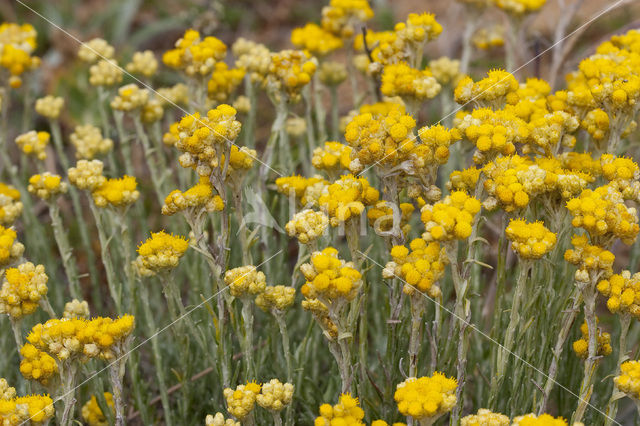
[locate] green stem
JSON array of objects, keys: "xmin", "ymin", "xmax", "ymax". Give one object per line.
[
  {"xmin": 49, "ymin": 202, "xmax": 81, "ymax": 299},
  {"xmin": 572, "ymin": 282, "xmax": 598, "ymax": 424},
  {"xmin": 134, "ymin": 116, "xmax": 164, "ymax": 204},
  {"xmin": 241, "ymin": 298, "xmax": 256, "ymax": 380},
  {"xmin": 89, "ymin": 201, "xmax": 122, "ymax": 314},
  {"xmin": 409, "ymin": 294, "xmax": 426, "ymax": 377},
  {"xmin": 604, "ymin": 314, "xmax": 631, "ymax": 426}
]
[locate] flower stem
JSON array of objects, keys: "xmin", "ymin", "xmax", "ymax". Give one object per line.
[
  {"xmin": 49, "ymin": 202, "xmax": 81, "ymax": 299},
  {"xmin": 604, "ymin": 314, "xmax": 631, "ymax": 426},
  {"xmin": 241, "ymin": 298, "xmax": 256, "ymax": 380}
]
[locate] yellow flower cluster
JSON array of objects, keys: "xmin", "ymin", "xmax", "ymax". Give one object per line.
[
  {"xmin": 318, "ymin": 61, "xmax": 348, "ymax": 86},
  {"xmin": 291, "ymin": 23, "xmax": 343, "ymax": 56},
  {"xmin": 505, "ymin": 219, "xmax": 557, "ymax": 259},
  {"xmin": 68, "ymin": 159, "xmax": 107, "ymax": 192},
  {"xmin": 301, "ymin": 298, "xmax": 338, "ymax": 339},
  {"xmin": 63, "ymin": 299, "xmax": 90, "ymax": 319},
  {"xmin": 163, "ymin": 29, "xmax": 227, "ymax": 76},
  {"xmin": 380, "ymin": 62, "xmax": 441, "ymax": 103},
  {"xmin": 370, "ymin": 421, "xmax": 406, "ymax": 426},
  {"xmin": 0, "ymin": 394, "xmax": 54, "ymax": 425},
  {"xmin": 232, "ymin": 38, "xmax": 271, "ymax": 84},
  {"xmin": 0, "ymin": 23, "xmax": 40, "ymax": 88},
  {"xmin": 136, "ymin": 231, "xmax": 189, "ymax": 276},
  {"xmin": 19, "ymin": 343, "xmax": 57, "ymax": 385},
  {"xmin": 14, "ymin": 130, "xmax": 49, "ymax": 160},
  {"xmin": 525, "ymin": 111, "xmax": 579, "ymax": 156},
  {"xmin": 367, "ymin": 201, "xmax": 414, "ymax": 235},
  {"xmin": 89, "ymin": 59, "xmax": 123, "ymax": 87},
  {"xmin": 566, "ymin": 185, "xmax": 639, "ymax": 245},
  {"xmin": 125, "ymin": 50, "xmax": 158, "ymax": 77},
  {"xmin": 81, "ymin": 393, "xmax": 114, "ymax": 426},
  {"xmin": 34, "ymin": 95, "xmax": 64, "ymax": 120},
  {"xmin": 394, "ymin": 373, "xmax": 457, "ymax": 421},
  {"xmin": 0, "ymin": 262, "xmax": 48, "ymax": 319},
  {"xmin": 256, "ymin": 379, "xmax": 294, "ymax": 411},
  {"xmin": 110, "ymin": 84, "xmax": 149, "ymax": 111},
  {"xmin": 162, "ymin": 178, "xmax": 224, "ymax": 216},
  {"xmin": 318, "ymin": 175, "xmax": 379, "ymax": 226},
  {"xmin": 321, "ymin": 0, "xmax": 374, "ymax": 39},
  {"xmin": 266, "ymin": 50, "xmax": 317, "ymax": 101},
  {"xmin": 472, "ymin": 26, "xmax": 505, "ymax": 50},
  {"xmin": 285, "ymin": 209, "xmax": 329, "ymax": 244},
  {"xmin": 157, "ymin": 83, "xmax": 189, "ymax": 106},
  {"xmin": 454, "ymin": 70, "xmax": 519, "ymax": 109},
  {"xmin": 300, "ymin": 247, "xmax": 362, "ymax": 302},
  {"xmin": 456, "ymin": 108, "xmax": 525, "ymax": 164},
  {"xmin": 224, "ymin": 265, "xmax": 267, "ymax": 299},
  {"xmin": 275, "ymin": 175, "xmax": 328, "ymax": 207},
  {"xmin": 27, "ymin": 315, "xmax": 135, "ymax": 361},
  {"xmin": 461, "ymin": 409, "xmax": 510, "ymax": 426},
  {"xmin": 315, "ymin": 393, "xmax": 365, "ymax": 426},
  {"xmin": 564, "ymin": 235, "xmax": 615, "ymax": 283},
  {"xmin": 223, "ymin": 382, "xmax": 261, "ymax": 420},
  {"xmin": 27, "ymin": 173, "xmax": 68, "ymax": 200},
  {"xmin": 0, "ymin": 378, "xmax": 15, "ymax": 400},
  {"xmin": 0, "ymin": 183, "xmax": 22, "ymax": 226},
  {"xmin": 205, "ymin": 412, "xmax": 240, "ymax": 426},
  {"xmin": 597, "ymin": 271, "xmax": 640, "ymax": 319},
  {"xmin": 411, "ymin": 124, "xmax": 461, "ymax": 175},
  {"xmin": 207, "ymin": 62, "xmax": 245, "ymax": 103},
  {"xmin": 615, "ymin": 360, "xmax": 640, "ymax": 399},
  {"xmin": 492, "ymin": 0, "xmax": 547, "ymax": 16},
  {"xmin": 225, "ymin": 145, "xmax": 257, "ymax": 180},
  {"xmin": 345, "ymin": 108, "xmax": 416, "ymax": 172},
  {"xmin": 175, "ymin": 105, "xmax": 242, "ymax": 177},
  {"xmin": 448, "ymin": 167, "xmax": 481, "ymax": 193},
  {"xmin": 0, "ymin": 225, "xmax": 23, "ymax": 266},
  {"xmin": 69, "ymin": 124, "xmax": 113, "ymax": 160},
  {"xmin": 421, "ymin": 191, "xmax": 482, "ymax": 241},
  {"xmin": 78, "ymin": 38, "xmax": 114, "ymax": 63},
  {"xmin": 311, "ymin": 142, "xmax": 352, "ymax": 178},
  {"xmin": 572, "ymin": 319, "xmax": 612, "ymax": 359},
  {"xmin": 255, "ymin": 285, "xmax": 296, "ymax": 313},
  {"xmin": 91, "ymin": 175, "xmax": 140, "ymax": 209},
  {"xmin": 429, "ymin": 57, "xmax": 462, "ymax": 86},
  {"xmin": 385, "ymin": 238, "xmax": 447, "ymax": 297}
]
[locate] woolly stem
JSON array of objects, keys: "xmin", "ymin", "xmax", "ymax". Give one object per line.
[
  {"xmin": 604, "ymin": 314, "xmax": 631, "ymax": 426},
  {"xmin": 241, "ymin": 298, "xmax": 256, "ymax": 380},
  {"xmin": 49, "ymin": 202, "xmax": 81, "ymax": 299}
]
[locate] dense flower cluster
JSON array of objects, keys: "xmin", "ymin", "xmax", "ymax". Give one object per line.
[
  {"xmin": 34, "ymin": 95, "xmax": 64, "ymax": 120},
  {"xmin": 385, "ymin": 238, "xmax": 447, "ymax": 297},
  {"xmin": 68, "ymin": 159, "xmax": 107, "ymax": 191},
  {"xmin": 0, "ymin": 225, "xmax": 23, "ymax": 266},
  {"xmin": 14, "ymin": 130, "xmax": 49, "ymax": 160},
  {"xmin": 88, "ymin": 59, "xmax": 123, "ymax": 86},
  {"xmin": 300, "ymin": 248, "xmax": 362, "ymax": 302},
  {"xmin": 505, "ymin": 219, "xmax": 557, "ymax": 259},
  {"xmin": 492, "ymin": 0, "xmax": 547, "ymax": 16},
  {"xmin": 110, "ymin": 84, "xmax": 149, "ymax": 111},
  {"xmin": 27, "ymin": 173, "xmax": 68, "ymax": 200},
  {"xmin": 454, "ymin": 69, "xmax": 519, "ymax": 109},
  {"xmin": 564, "ymin": 235, "xmax": 615, "ymax": 283},
  {"xmin": 0, "ymin": 183, "xmax": 22, "ymax": 226},
  {"xmin": 224, "ymin": 265, "xmax": 267, "ymax": 299},
  {"xmin": 311, "ymin": 142, "xmax": 352, "ymax": 177},
  {"xmin": 162, "ymin": 178, "xmax": 224, "ymax": 216},
  {"xmin": 291, "ymin": 23, "xmax": 343, "ymax": 56},
  {"xmin": 256, "ymin": 379, "xmax": 294, "ymax": 411},
  {"xmin": 125, "ymin": 50, "xmax": 158, "ymax": 77},
  {"xmin": 318, "ymin": 175, "xmax": 379, "ymax": 226},
  {"xmin": 223, "ymin": 382, "xmax": 261, "ymax": 420},
  {"xmin": 421, "ymin": 191, "xmax": 482, "ymax": 241},
  {"xmin": 205, "ymin": 413, "xmax": 240, "ymax": 426},
  {"xmin": 81, "ymin": 393, "xmax": 115, "ymax": 426},
  {"xmin": 135, "ymin": 231, "xmax": 189, "ymax": 276},
  {"xmin": 615, "ymin": 360, "xmax": 640, "ymax": 400},
  {"xmin": 69, "ymin": 124, "xmax": 113, "ymax": 160},
  {"xmin": 266, "ymin": 50, "xmax": 317, "ymax": 101},
  {"xmin": 572, "ymin": 319, "xmax": 612, "ymax": 359},
  {"xmin": 380, "ymin": 62, "xmax": 441, "ymax": 104},
  {"xmin": 321, "ymin": 0, "xmax": 374, "ymax": 39},
  {"xmin": 255, "ymin": 285, "xmax": 296, "ymax": 313},
  {"xmin": 63, "ymin": 299, "xmax": 90, "ymax": 319},
  {"xmin": 394, "ymin": 373, "xmax": 457, "ymax": 421},
  {"xmin": 0, "ymin": 23, "xmax": 40, "ymax": 88},
  {"xmin": 367, "ymin": 201, "xmax": 414, "ymax": 235},
  {"xmin": 285, "ymin": 209, "xmax": 329, "ymax": 244},
  {"xmin": 315, "ymin": 393, "xmax": 365, "ymax": 426},
  {"xmin": 597, "ymin": 271, "xmax": 640, "ymax": 318},
  {"xmin": 0, "ymin": 393, "xmax": 54, "ymax": 425},
  {"xmin": 19, "ymin": 343, "xmax": 58, "ymax": 385},
  {"xmin": 207, "ymin": 62, "xmax": 245, "ymax": 103},
  {"xmin": 0, "ymin": 262, "xmax": 48, "ymax": 319},
  {"xmin": 461, "ymin": 409, "xmax": 510, "ymax": 425},
  {"xmin": 78, "ymin": 38, "xmax": 114, "ymax": 63},
  {"xmin": 91, "ymin": 175, "xmax": 140, "ymax": 208},
  {"xmin": 163, "ymin": 29, "xmax": 226, "ymax": 76}
]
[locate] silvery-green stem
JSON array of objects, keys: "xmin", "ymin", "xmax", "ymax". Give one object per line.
[
  {"xmin": 49, "ymin": 202, "xmax": 81, "ymax": 299},
  {"xmin": 134, "ymin": 116, "xmax": 164, "ymax": 204},
  {"xmin": 241, "ymin": 298, "xmax": 256, "ymax": 380},
  {"xmin": 572, "ymin": 282, "xmax": 598, "ymax": 424},
  {"xmin": 604, "ymin": 314, "xmax": 631, "ymax": 426}
]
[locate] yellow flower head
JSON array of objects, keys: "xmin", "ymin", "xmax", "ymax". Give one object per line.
[
  {"xmin": 311, "ymin": 142, "xmax": 352, "ymax": 178},
  {"xmin": 81, "ymin": 393, "xmax": 115, "ymax": 426},
  {"xmin": 256, "ymin": 379, "xmax": 294, "ymax": 412},
  {"xmin": 385, "ymin": 238, "xmax": 448, "ymax": 297},
  {"xmin": 232, "ymin": 38, "xmax": 271, "ymax": 84},
  {"xmin": 0, "ymin": 378, "xmax": 16, "ymax": 400},
  {"xmin": 0, "ymin": 393, "xmax": 55, "ymax": 425},
  {"xmin": 255, "ymin": 285, "xmax": 296, "ymax": 313},
  {"xmin": 0, "ymin": 183, "xmax": 22, "ymax": 226},
  {"xmin": 223, "ymin": 382, "xmax": 261, "ymax": 420},
  {"xmin": 0, "ymin": 23, "xmax": 40, "ymax": 88},
  {"xmin": 505, "ymin": 219, "xmax": 557, "ymax": 259},
  {"xmin": 163, "ymin": 29, "xmax": 227, "ymax": 76},
  {"xmin": 68, "ymin": 159, "xmax": 107, "ymax": 192},
  {"xmin": 0, "ymin": 225, "xmax": 23, "ymax": 266},
  {"xmin": 207, "ymin": 62, "xmax": 245, "ymax": 103},
  {"xmin": 321, "ymin": 0, "xmax": 374, "ymax": 39},
  {"xmin": 380, "ymin": 62, "xmax": 441, "ymax": 103},
  {"xmin": 34, "ymin": 95, "xmax": 64, "ymax": 120},
  {"xmin": 91, "ymin": 175, "xmax": 140, "ymax": 208},
  {"xmin": 125, "ymin": 50, "xmax": 158, "ymax": 77},
  {"xmin": 598, "ymin": 270, "xmax": 640, "ymax": 319},
  {"xmin": 300, "ymin": 247, "xmax": 361, "ymax": 302},
  {"xmin": 511, "ymin": 413, "xmax": 567, "ymax": 426},
  {"xmin": 15, "ymin": 130, "xmax": 49, "ymax": 160},
  {"xmin": 367, "ymin": 200, "xmax": 414, "ymax": 236},
  {"xmin": 572, "ymin": 318, "xmax": 612, "ymax": 360},
  {"xmin": 205, "ymin": 412, "xmax": 240, "ymax": 426},
  {"xmin": 0, "ymin": 262, "xmax": 48, "ymax": 319},
  {"xmin": 28, "ymin": 173, "xmax": 68, "ymax": 200},
  {"xmin": 472, "ymin": 26, "xmax": 505, "ymax": 50},
  {"xmin": 318, "ymin": 61, "xmax": 348, "ymax": 86},
  {"xmin": 421, "ymin": 191, "xmax": 481, "ymax": 241},
  {"xmin": 318, "ymin": 175, "xmax": 379, "ymax": 226},
  {"xmin": 63, "ymin": 299, "xmax": 90, "ymax": 319},
  {"xmin": 461, "ymin": 409, "xmax": 510, "ymax": 426},
  {"xmin": 110, "ymin": 83, "xmax": 149, "ymax": 111},
  {"xmin": 564, "ymin": 234, "xmax": 615, "ymax": 284},
  {"xmin": 615, "ymin": 360, "xmax": 640, "ymax": 400},
  {"xmin": 394, "ymin": 373, "xmax": 457, "ymax": 421},
  {"xmin": 19, "ymin": 343, "xmax": 58, "ymax": 386},
  {"xmin": 314, "ymin": 393, "xmax": 365, "ymax": 426},
  {"xmin": 275, "ymin": 175, "xmax": 329, "ymax": 207},
  {"xmin": 89, "ymin": 59, "xmax": 123, "ymax": 87},
  {"xmin": 492, "ymin": 0, "xmax": 546, "ymax": 15},
  {"xmin": 454, "ymin": 69, "xmax": 519, "ymax": 109},
  {"xmin": 428, "ymin": 57, "xmax": 462, "ymax": 86},
  {"xmin": 448, "ymin": 167, "xmax": 481, "ymax": 194},
  {"xmin": 136, "ymin": 231, "xmax": 189, "ymax": 275},
  {"xmin": 162, "ymin": 177, "xmax": 224, "ymax": 216},
  {"xmin": 224, "ymin": 265, "xmax": 267, "ymax": 299},
  {"xmin": 291, "ymin": 23, "xmax": 343, "ymax": 56},
  {"xmin": 285, "ymin": 209, "xmax": 329, "ymax": 244},
  {"xmin": 78, "ymin": 38, "xmax": 114, "ymax": 63},
  {"xmin": 266, "ymin": 50, "xmax": 317, "ymax": 101},
  {"xmin": 70, "ymin": 124, "xmax": 113, "ymax": 160}
]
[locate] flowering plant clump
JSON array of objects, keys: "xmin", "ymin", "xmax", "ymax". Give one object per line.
[
  {"xmin": 135, "ymin": 231, "xmax": 189, "ymax": 276},
  {"xmin": 394, "ymin": 373, "xmax": 457, "ymax": 423},
  {"xmin": 0, "ymin": 262, "xmax": 48, "ymax": 319}
]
